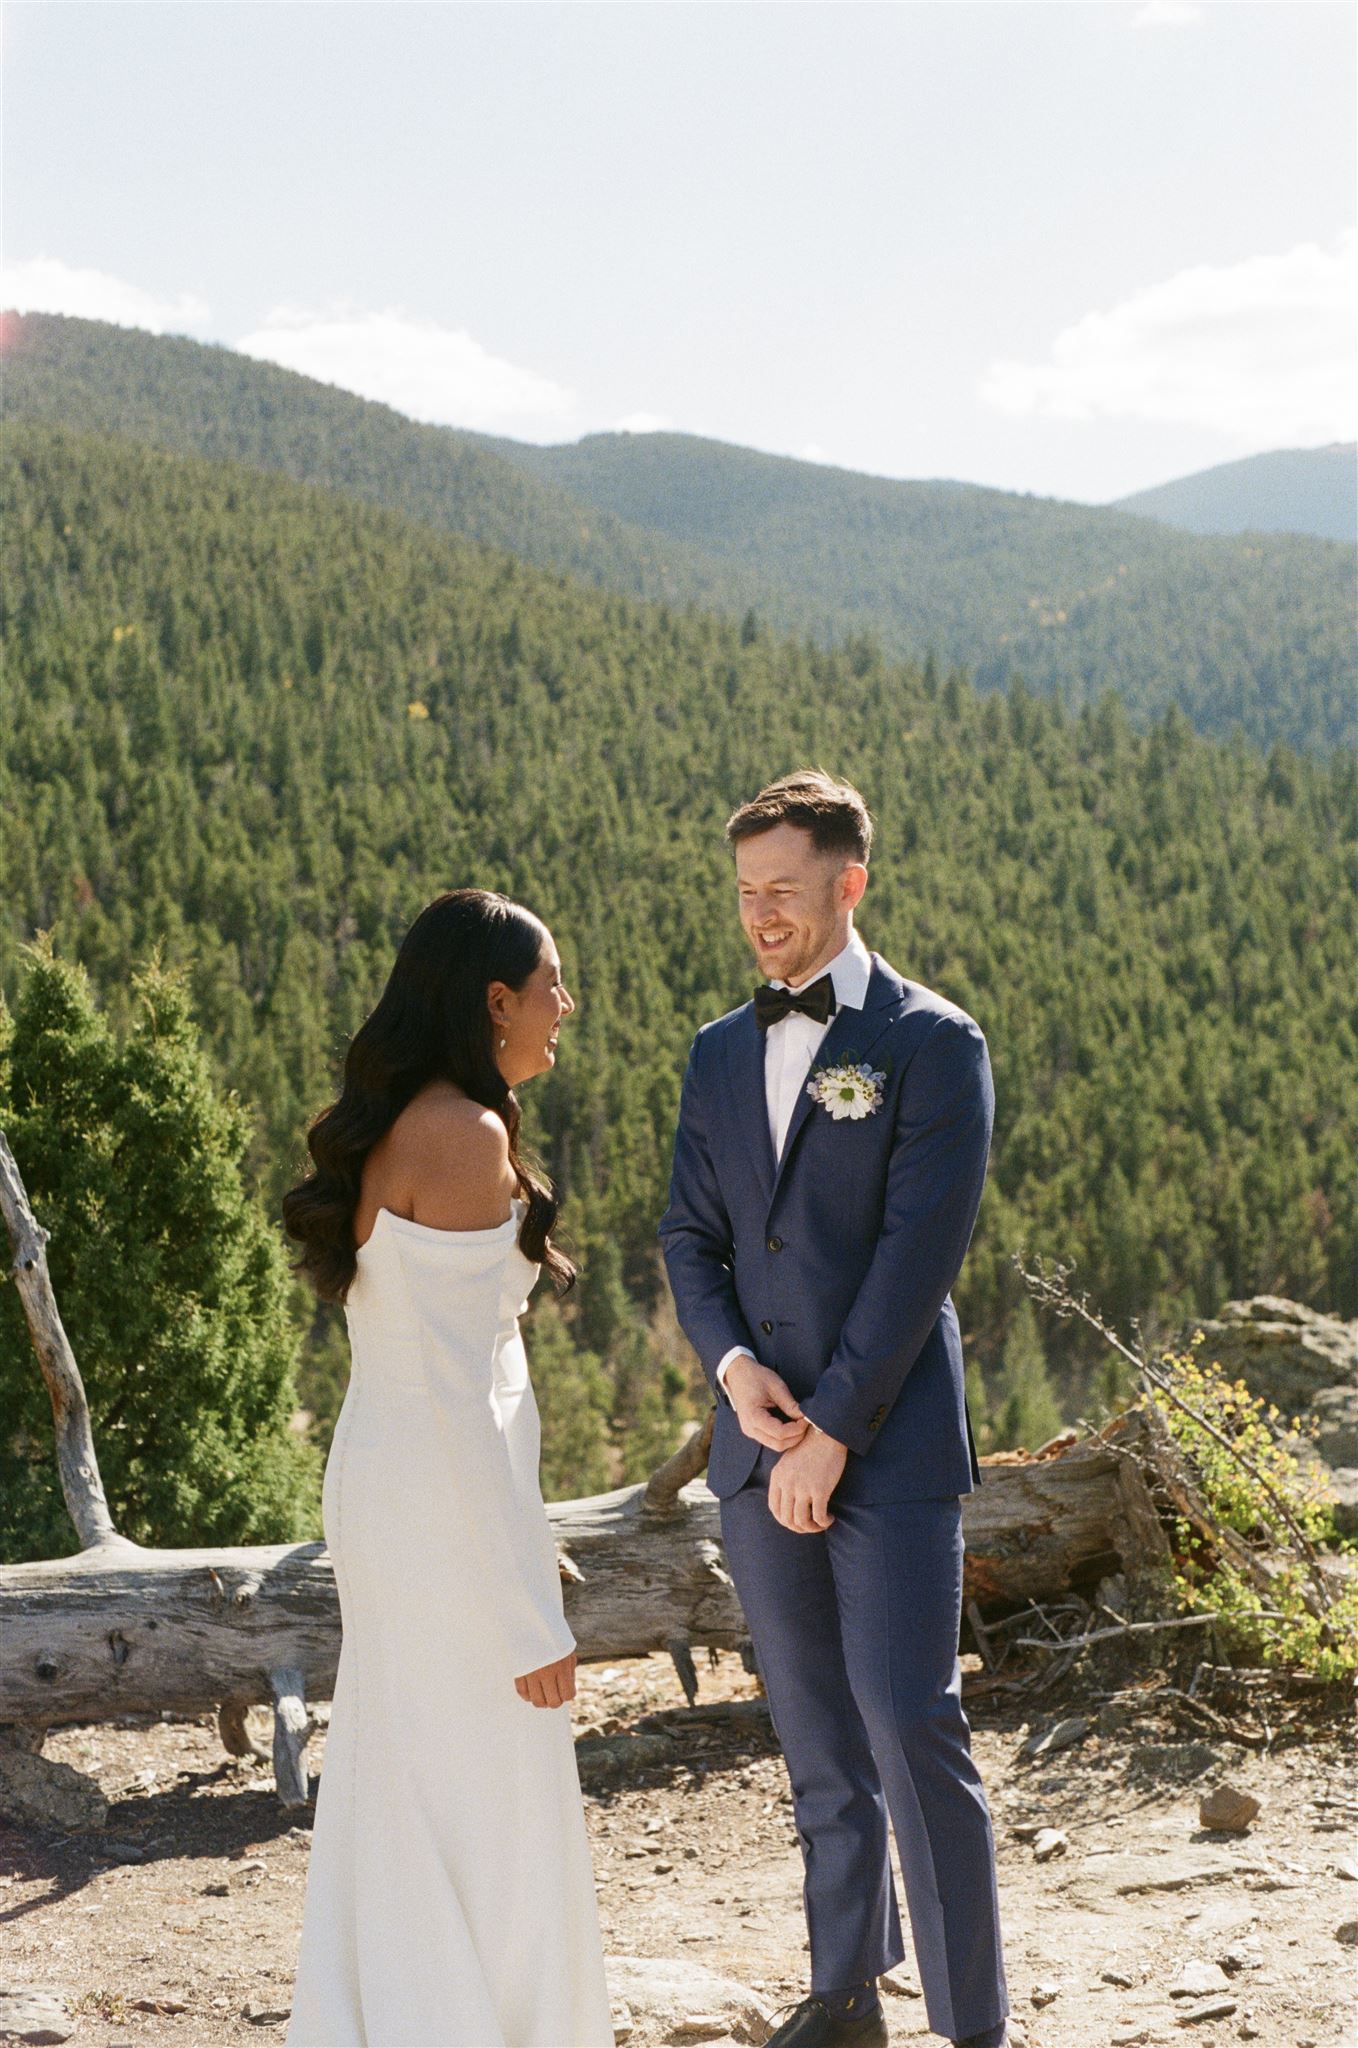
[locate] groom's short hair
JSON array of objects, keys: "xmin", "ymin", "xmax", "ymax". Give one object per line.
[{"xmin": 726, "ymin": 770, "xmax": 873, "ymax": 865}]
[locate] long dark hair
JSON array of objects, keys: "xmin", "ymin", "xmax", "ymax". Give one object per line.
[{"xmin": 282, "ymin": 889, "xmax": 575, "ymax": 1303}]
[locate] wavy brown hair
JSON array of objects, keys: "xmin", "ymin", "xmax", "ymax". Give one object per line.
[{"xmin": 282, "ymin": 889, "xmax": 576, "ymax": 1303}]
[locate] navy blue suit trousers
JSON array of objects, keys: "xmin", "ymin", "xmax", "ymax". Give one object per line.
[{"xmin": 722, "ymin": 1449, "xmax": 1008, "ymax": 2041}]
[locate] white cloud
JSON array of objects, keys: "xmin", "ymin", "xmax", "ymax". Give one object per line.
[
  {"xmin": 980, "ymin": 229, "xmax": 1358, "ymax": 447},
  {"xmin": 235, "ymin": 304, "xmax": 576, "ymax": 437},
  {"xmin": 800, "ymin": 442, "xmax": 832, "ymax": 465},
  {"xmin": 1132, "ymin": 1, "xmax": 1203, "ymax": 27},
  {"xmin": 613, "ymin": 411, "xmax": 675, "ymax": 435},
  {"xmin": 0, "ymin": 256, "xmax": 210, "ymax": 334}
]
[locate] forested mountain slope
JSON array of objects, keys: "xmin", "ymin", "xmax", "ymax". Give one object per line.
[
  {"xmin": 4, "ymin": 422, "xmax": 1354, "ymax": 1458},
  {"xmin": 6, "ymin": 312, "xmax": 1352, "ymax": 755},
  {"xmin": 1115, "ymin": 444, "xmax": 1358, "ymax": 545},
  {"xmin": 490, "ymin": 430, "xmax": 1356, "ymax": 753},
  {"xmin": 0, "ymin": 310, "xmax": 747, "ymax": 611}
]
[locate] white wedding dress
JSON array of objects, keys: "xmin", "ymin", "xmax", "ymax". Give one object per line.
[{"xmin": 287, "ymin": 1198, "xmax": 614, "ymax": 2048}]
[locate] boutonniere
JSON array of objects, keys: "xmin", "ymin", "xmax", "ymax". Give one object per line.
[{"xmin": 806, "ymin": 1055, "xmax": 888, "ymax": 1122}]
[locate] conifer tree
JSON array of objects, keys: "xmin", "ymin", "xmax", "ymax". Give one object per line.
[
  {"xmin": 0, "ymin": 942, "xmax": 320, "ymax": 1562},
  {"xmin": 524, "ymin": 1295, "xmax": 613, "ymax": 1500},
  {"xmin": 988, "ymin": 1298, "xmax": 1065, "ymax": 1453}
]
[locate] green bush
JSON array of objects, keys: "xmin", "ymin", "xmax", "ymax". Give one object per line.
[{"xmin": 1151, "ymin": 1334, "xmax": 1358, "ymax": 1681}]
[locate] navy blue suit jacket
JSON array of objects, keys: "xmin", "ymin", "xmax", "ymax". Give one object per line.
[{"xmin": 659, "ymin": 954, "xmax": 992, "ymax": 1504}]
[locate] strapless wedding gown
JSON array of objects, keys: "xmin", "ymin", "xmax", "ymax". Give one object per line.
[{"xmin": 286, "ymin": 1199, "xmax": 614, "ymax": 2048}]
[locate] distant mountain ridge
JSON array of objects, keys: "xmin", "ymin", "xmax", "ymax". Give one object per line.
[
  {"xmin": 1115, "ymin": 444, "xmax": 1357, "ymax": 545},
  {"xmin": 0, "ymin": 310, "xmax": 746, "ymax": 611},
  {"xmin": 491, "ymin": 428, "xmax": 1355, "ymax": 753},
  {"xmin": 4, "ymin": 311, "xmax": 1354, "ymax": 754}
]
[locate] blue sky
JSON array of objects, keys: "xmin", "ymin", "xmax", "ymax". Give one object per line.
[{"xmin": 3, "ymin": 1, "xmax": 1354, "ymax": 502}]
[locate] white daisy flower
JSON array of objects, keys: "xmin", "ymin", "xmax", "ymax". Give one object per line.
[{"xmin": 807, "ymin": 1060, "xmax": 887, "ymax": 1121}]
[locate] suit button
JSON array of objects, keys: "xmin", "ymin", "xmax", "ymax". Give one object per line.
[
  {"xmin": 760, "ymin": 1320, "xmax": 773, "ymax": 1335},
  {"xmin": 766, "ymin": 1235, "xmax": 783, "ymax": 1253},
  {"xmin": 868, "ymin": 1405, "xmax": 887, "ymax": 1431}
]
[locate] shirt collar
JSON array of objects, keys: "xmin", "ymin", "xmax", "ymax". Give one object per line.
[{"xmin": 777, "ymin": 927, "xmax": 872, "ymax": 1012}]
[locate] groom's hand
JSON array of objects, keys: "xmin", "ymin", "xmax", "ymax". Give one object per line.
[
  {"xmin": 768, "ymin": 1429, "xmax": 848, "ymax": 1534},
  {"xmin": 724, "ymin": 1356, "xmax": 810, "ymax": 1451}
]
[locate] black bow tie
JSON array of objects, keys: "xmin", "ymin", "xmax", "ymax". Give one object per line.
[{"xmin": 754, "ymin": 975, "xmax": 837, "ymax": 1031}]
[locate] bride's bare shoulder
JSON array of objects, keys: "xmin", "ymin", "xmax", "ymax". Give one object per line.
[{"xmin": 366, "ymin": 1087, "xmax": 514, "ymax": 1233}]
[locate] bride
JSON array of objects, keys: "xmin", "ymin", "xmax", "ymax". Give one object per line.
[{"xmin": 281, "ymin": 888, "xmax": 614, "ymax": 2048}]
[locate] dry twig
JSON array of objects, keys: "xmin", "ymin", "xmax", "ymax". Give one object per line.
[{"xmin": 1013, "ymin": 1252, "xmax": 1336, "ymax": 1636}]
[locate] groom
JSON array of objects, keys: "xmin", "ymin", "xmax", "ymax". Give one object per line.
[{"xmin": 659, "ymin": 771, "xmax": 1010, "ymax": 2048}]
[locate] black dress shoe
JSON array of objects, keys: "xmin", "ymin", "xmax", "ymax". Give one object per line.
[{"xmin": 764, "ymin": 1994, "xmax": 889, "ymax": 2048}]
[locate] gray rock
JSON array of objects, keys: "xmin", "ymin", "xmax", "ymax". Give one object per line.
[
  {"xmin": 1336, "ymin": 1918, "xmax": 1358, "ymax": 1946},
  {"xmin": 0, "ymin": 1747, "xmax": 107, "ymax": 1833},
  {"xmin": 1128, "ymin": 1741, "xmax": 1222, "ymax": 1784},
  {"xmin": 1312, "ymin": 1385, "xmax": 1358, "ymax": 1465},
  {"xmin": 93, "ymin": 1838, "xmax": 147, "ymax": 1863},
  {"xmin": 604, "ymin": 1959, "xmax": 771, "ymax": 2048},
  {"xmin": 0, "ymin": 1989, "xmax": 74, "ymax": 2045},
  {"xmin": 1169, "ymin": 1960, "xmax": 1232, "ymax": 1998},
  {"xmin": 1033, "ymin": 1828, "xmax": 1069, "ymax": 1861},
  {"xmin": 576, "ymin": 1732, "xmax": 677, "ymax": 1788},
  {"xmin": 1020, "ymin": 1716, "xmax": 1090, "ymax": 1761},
  {"xmin": 1321, "ymin": 1466, "xmax": 1358, "ymax": 1539},
  {"xmin": 1059, "ymin": 1848, "xmax": 1270, "ymax": 1906},
  {"xmin": 1096, "ymin": 1572, "xmax": 1129, "ymax": 1614},
  {"xmin": 1184, "ymin": 1297, "xmax": 1358, "ymax": 1414},
  {"xmin": 878, "ymin": 1967, "xmax": 922, "ymax": 1998}
]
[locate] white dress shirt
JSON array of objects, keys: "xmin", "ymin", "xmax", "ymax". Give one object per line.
[{"xmin": 715, "ymin": 928, "xmax": 873, "ymax": 1402}]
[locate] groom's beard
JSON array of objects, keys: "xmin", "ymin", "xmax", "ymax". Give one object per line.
[{"xmin": 754, "ymin": 928, "xmax": 839, "ymax": 986}]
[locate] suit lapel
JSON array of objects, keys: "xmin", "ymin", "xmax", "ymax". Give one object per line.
[
  {"xmin": 723, "ymin": 1003, "xmax": 776, "ymax": 1207},
  {"xmin": 767, "ymin": 955, "xmax": 907, "ymax": 1209}
]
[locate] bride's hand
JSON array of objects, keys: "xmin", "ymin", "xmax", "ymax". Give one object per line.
[{"xmin": 515, "ymin": 1648, "xmax": 577, "ymax": 1709}]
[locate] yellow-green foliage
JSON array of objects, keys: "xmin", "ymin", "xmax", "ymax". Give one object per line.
[{"xmin": 1152, "ymin": 1335, "xmax": 1358, "ymax": 1681}]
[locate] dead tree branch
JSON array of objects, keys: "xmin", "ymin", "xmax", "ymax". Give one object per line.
[{"xmin": 1013, "ymin": 1252, "xmax": 1336, "ymax": 1635}]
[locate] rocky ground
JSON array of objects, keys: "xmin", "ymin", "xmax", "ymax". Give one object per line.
[{"xmin": 2, "ymin": 1649, "xmax": 1354, "ymax": 2048}]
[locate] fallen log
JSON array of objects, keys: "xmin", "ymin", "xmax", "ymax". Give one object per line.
[{"xmin": 0, "ymin": 1405, "xmax": 1174, "ymax": 1735}]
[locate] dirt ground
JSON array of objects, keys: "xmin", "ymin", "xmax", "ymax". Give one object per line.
[{"xmin": 2, "ymin": 1651, "xmax": 1355, "ymax": 2048}]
